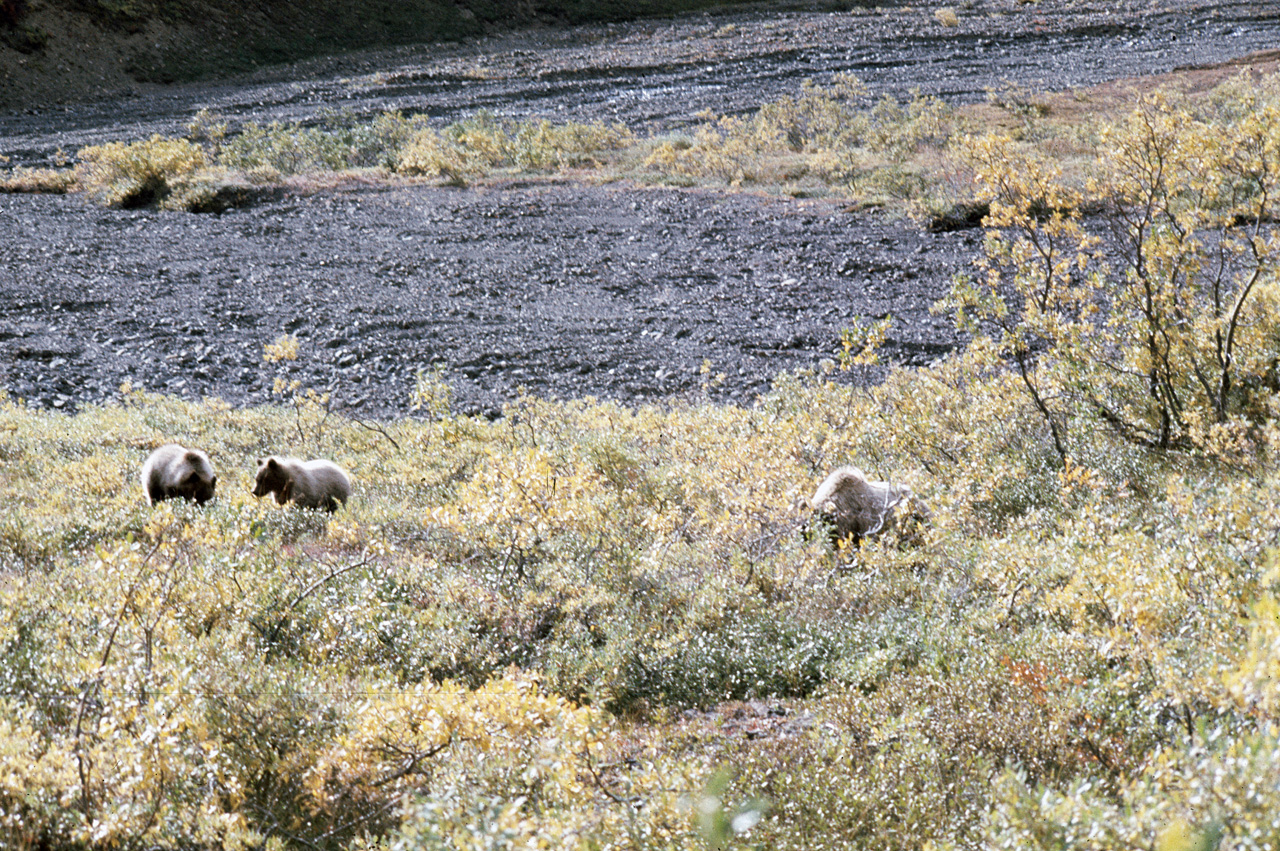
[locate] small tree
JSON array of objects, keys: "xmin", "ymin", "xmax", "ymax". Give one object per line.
[{"xmin": 950, "ymin": 82, "xmax": 1280, "ymax": 455}]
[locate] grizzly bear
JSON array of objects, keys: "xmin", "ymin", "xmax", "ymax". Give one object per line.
[
  {"xmin": 809, "ymin": 465, "xmax": 927, "ymax": 548},
  {"xmin": 140, "ymin": 443, "xmax": 217, "ymax": 506},
  {"xmin": 252, "ymin": 456, "xmax": 351, "ymax": 512}
]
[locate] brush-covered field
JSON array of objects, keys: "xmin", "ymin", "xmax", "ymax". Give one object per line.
[
  {"xmin": 3, "ymin": 330, "xmax": 1279, "ymax": 849},
  {"xmin": 3, "ymin": 43, "xmax": 1280, "ymax": 851}
]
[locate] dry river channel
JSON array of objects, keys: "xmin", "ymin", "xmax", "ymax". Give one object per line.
[{"xmin": 1, "ymin": 0, "xmax": 1277, "ymax": 417}]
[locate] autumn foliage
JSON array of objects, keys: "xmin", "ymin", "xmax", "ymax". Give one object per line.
[{"xmin": 1, "ymin": 74, "xmax": 1279, "ymax": 851}]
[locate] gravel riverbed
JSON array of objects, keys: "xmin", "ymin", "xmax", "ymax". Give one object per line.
[{"xmin": 2, "ymin": 0, "xmax": 1277, "ymax": 417}]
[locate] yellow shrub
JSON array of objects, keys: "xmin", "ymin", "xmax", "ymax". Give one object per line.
[
  {"xmin": 934, "ymin": 7, "xmax": 960, "ymax": 27},
  {"xmin": 75, "ymin": 135, "xmax": 207, "ymax": 209},
  {"xmin": 397, "ymin": 127, "xmax": 482, "ymax": 185},
  {"xmin": 0, "ymin": 166, "xmax": 76, "ymax": 195},
  {"xmin": 956, "ymin": 82, "xmax": 1280, "ymax": 454}
]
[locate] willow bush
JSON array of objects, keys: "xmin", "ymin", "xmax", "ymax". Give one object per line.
[
  {"xmin": 950, "ymin": 82, "xmax": 1280, "ymax": 457},
  {"xmin": 74, "ymin": 135, "xmax": 209, "ymax": 209},
  {"xmin": 642, "ymin": 73, "xmax": 953, "ymax": 195},
  {"xmin": 934, "ymin": 78, "xmax": 1280, "ymax": 851}
]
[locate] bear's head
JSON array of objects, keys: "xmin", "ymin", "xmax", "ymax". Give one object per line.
[
  {"xmin": 253, "ymin": 457, "xmax": 291, "ymax": 504},
  {"xmin": 173, "ymin": 451, "xmax": 217, "ymax": 505}
]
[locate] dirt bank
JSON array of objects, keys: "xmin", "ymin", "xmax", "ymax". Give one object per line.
[{"xmin": 0, "ymin": 0, "xmax": 755, "ymax": 111}]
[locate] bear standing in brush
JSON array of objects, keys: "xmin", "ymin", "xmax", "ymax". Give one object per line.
[
  {"xmin": 809, "ymin": 465, "xmax": 928, "ymax": 548},
  {"xmin": 252, "ymin": 456, "xmax": 351, "ymax": 512},
  {"xmin": 141, "ymin": 443, "xmax": 218, "ymax": 505}
]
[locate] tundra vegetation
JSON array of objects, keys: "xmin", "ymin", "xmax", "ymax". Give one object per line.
[{"xmin": 1, "ymin": 70, "xmax": 1280, "ymax": 850}]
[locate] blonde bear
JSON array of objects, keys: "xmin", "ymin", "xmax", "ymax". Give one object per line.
[
  {"xmin": 140, "ymin": 443, "xmax": 217, "ymax": 506},
  {"xmin": 252, "ymin": 456, "xmax": 351, "ymax": 512},
  {"xmin": 809, "ymin": 465, "xmax": 927, "ymax": 548}
]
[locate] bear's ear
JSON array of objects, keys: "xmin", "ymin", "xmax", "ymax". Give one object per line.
[
  {"xmin": 184, "ymin": 451, "xmax": 203, "ymax": 464},
  {"xmin": 267, "ymin": 458, "xmax": 280, "ymax": 470},
  {"xmin": 256, "ymin": 457, "xmax": 264, "ymax": 467}
]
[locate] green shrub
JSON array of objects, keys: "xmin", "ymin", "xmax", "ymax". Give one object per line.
[
  {"xmin": 511, "ymin": 118, "xmax": 634, "ymax": 171},
  {"xmin": 220, "ymin": 121, "xmax": 357, "ymax": 175},
  {"xmin": 216, "ymin": 110, "xmax": 427, "ymax": 176},
  {"xmin": 642, "ymin": 75, "xmax": 954, "ymax": 193}
]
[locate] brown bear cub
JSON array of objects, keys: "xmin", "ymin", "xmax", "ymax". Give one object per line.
[
  {"xmin": 809, "ymin": 465, "xmax": 927, "ymax": 548},
  {"xmin": 252, "ymin": 456, "xmax": 352, "ymax": 512},
  {"xmin": 141, "ymin": 443, "xmax": 218, "ymax": 506}
]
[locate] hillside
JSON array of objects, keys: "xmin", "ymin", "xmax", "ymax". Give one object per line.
[{"xmin": 0, "ymin": 0, "xmax": 750, "ymax": 109}]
